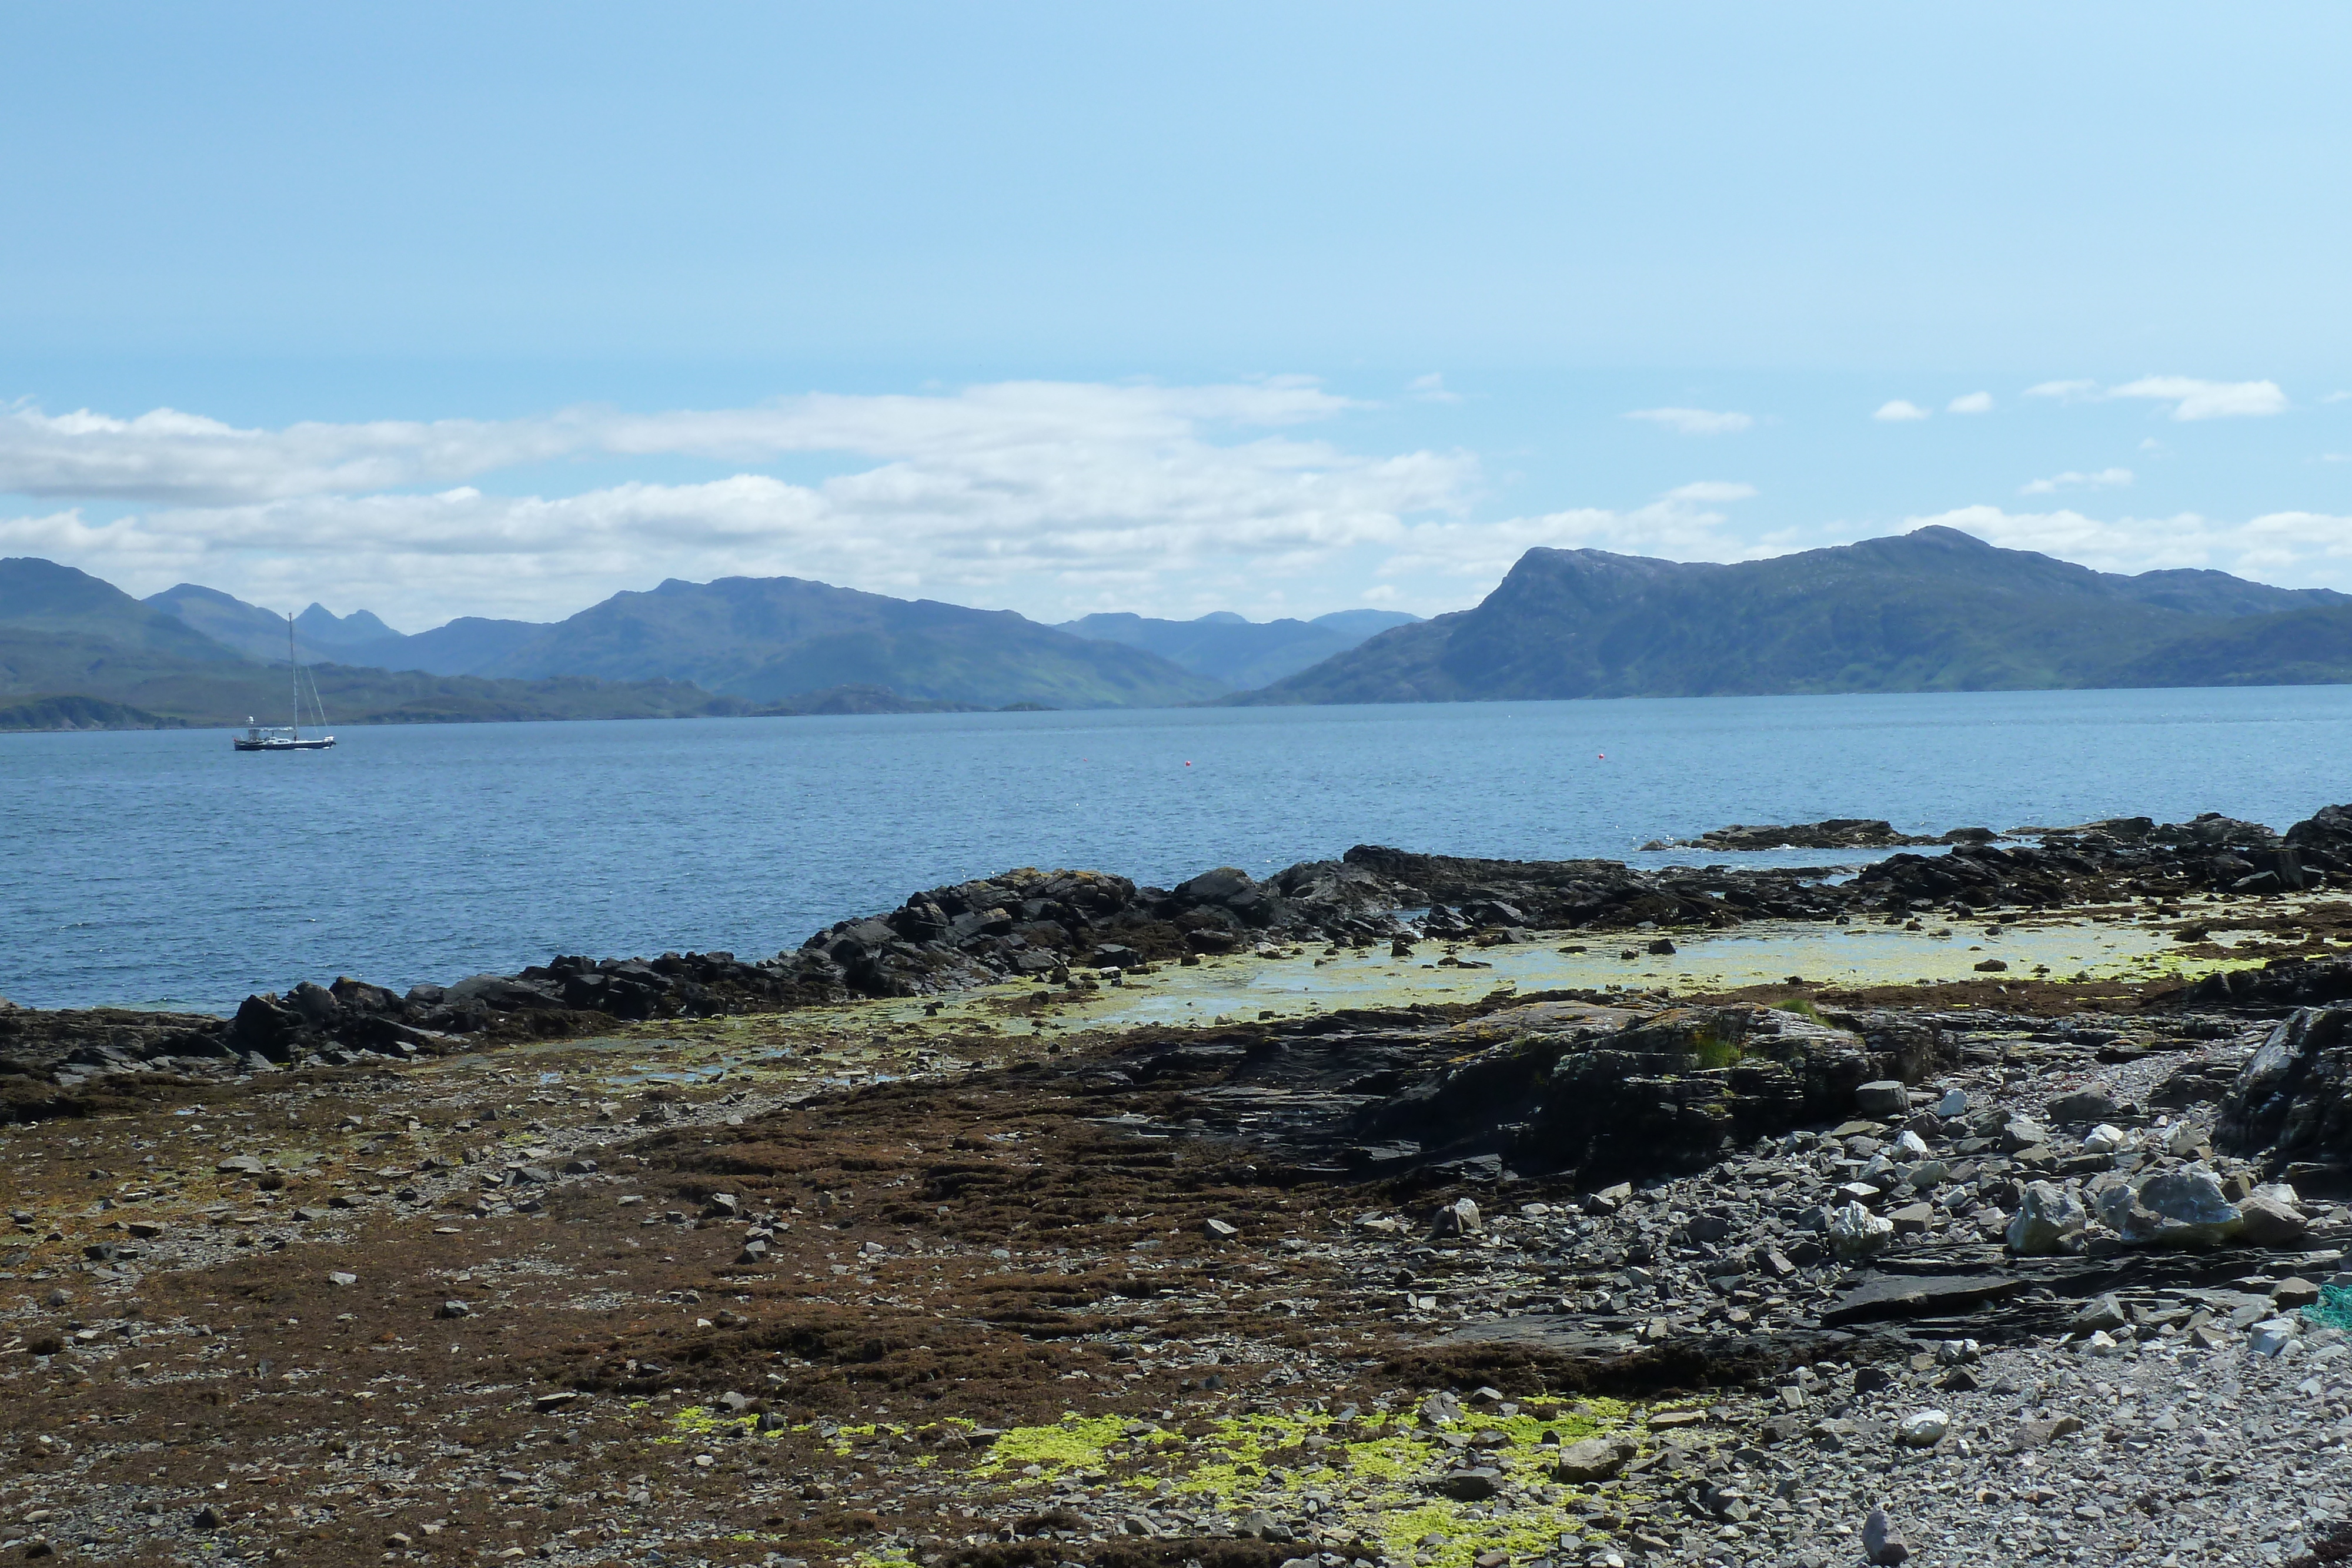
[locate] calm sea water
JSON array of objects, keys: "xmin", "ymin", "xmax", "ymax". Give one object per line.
[{"xmin": 6, "ymin": 687, "xmax": 2350, "ymax": 1013}]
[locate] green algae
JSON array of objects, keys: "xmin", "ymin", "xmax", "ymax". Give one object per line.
[{"xmin": 962, "ymin": 1396, "xmax": 1666, "ymax": 1568}]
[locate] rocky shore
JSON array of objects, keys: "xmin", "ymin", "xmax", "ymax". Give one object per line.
[
  {"xmin": 12, "ymin": 805, "xmax": 2352, "ymax": 1111},
  {"xmin": 4, "ymin": 805, "xmax": 2352, "ymax": 1567}
]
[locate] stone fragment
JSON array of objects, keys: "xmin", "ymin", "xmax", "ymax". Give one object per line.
[
  {"xmin": 326, "ymin": 1271, "xmax": 357, "ymax": 1288},
  {"xmin": 215, "ymin": 1155, "xmax": 266, "ymax": 1175},
  {"xmin": 2005, "ymin": 1181, "xmax": 2087, "ymax": 1255},
  {"xmin": 1437, "ymin": 1467, "xmax": 1502, "ymax": 1501},
  {"xmin": 1897, "ymin": 1409, "xmax": 1949, "ymax": 1447},
  {"xmin": 1431, "ymin": 1198, "xmax": 1484, "ymax": 1238},
  {"xmin": 438, "ymin": 1300, "xmax": 472, "ymax": 1319},
  {"xmin": 2273, "ymin": 1277, "xmax": 2321, "ymax": 1310},
  {"xmin": 2048, "ymin": 1086, "xmax": 2119, "ymax": 1124},
  {"xmin": 2082, "ymin": 1124, "xmax": 2127, "ymax": 1154},
  {"xmin": 2070, "ymin": 1293, "xmax": 2127, "ymax": 1333},
  {"xmin": 1935, "ymin": 1088, "xmax": 1969, "ymax": 1118},
  {"xmin": 1999, "ymin": 1118, "xmax": 2047, "ymax": 1152},
  {"xmin": 1555, "ymin": 1437, "xmax": 1626, "ymax": 1482},
  {"xmin": 1828, "ymin": 1201, "xmax": 1895, "ymax": 1261},
  {"xmin": 1863, "ymin": 1506, "xmax": 1910, "ymax": 1565},
  {"xmin": 2016, "ymin": 1414, "xmax": 2083, "ymax": 1446},
  {"xmin": 2249, "ymin": 1317, "xmax": 2299, "ymax": 1356},
  {"xmin": 2238, "ymin": 1193, "xmax": 2310, "ymax": 1247},
  {"xmin": 1855, "ymin": 1081, "xmax": 1909, "ymax": 1119}
]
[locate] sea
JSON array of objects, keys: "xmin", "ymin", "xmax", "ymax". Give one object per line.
[{"xmin": 6, "ymin": 686, "xmax": 2350, "ymax": 1014}]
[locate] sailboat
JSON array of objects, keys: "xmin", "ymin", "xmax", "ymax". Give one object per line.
[{"xmin": 233, "ymin": 612, "xmax": 336, "ymax": 751}]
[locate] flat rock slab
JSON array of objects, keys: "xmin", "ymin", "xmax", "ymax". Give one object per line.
[{"xmin": 1823, "ymin": 1272, "xmax": 2024, "ymax": 1328}]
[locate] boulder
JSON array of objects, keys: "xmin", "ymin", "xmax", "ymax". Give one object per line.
[
  {"xmin": 2117, "ymin": 1169, "xmax": 2243, "ymax": 1247},
  {"xmin": 1855, "ymin": 1080, "xmax": 1909, "ymax": 1119},
  {"xmin": 2217, "ymin": 1006, "xmax": 2352, "ymax": 1168},
  {"xmin": 2004, "ymin": 1181, "xmax": 2087, "ymax": 1255},
  {"xmin": 1896, "ymin": 1410, "xmax": 1950, "ymax": 1447},
  {"xmin": 2047, "ymin": 1086, "xmax": 2119, "ymax": 1124},
  {"xmin": 2237, "ymin": 1193, "xmax": 2309, "ymax": 1247},
  {"xmin": 1828, "ymin": 1201, "xmax": 1895, "ymax": 1261},
  {"xmin": 1554, "ymin": 1437, "xmax": 1626, "ymax": 1483}
]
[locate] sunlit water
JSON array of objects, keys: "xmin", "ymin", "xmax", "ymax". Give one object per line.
[{"xmin": 5, "ymin": 686, "xmax": 2348, "ymax": 1011}]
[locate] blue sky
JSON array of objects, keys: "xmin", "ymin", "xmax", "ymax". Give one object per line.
[{"xmin": 4, "ymin": 4, "xmax": 2349, "ymax": 630}]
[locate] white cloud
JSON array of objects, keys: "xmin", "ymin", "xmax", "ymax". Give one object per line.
[
  {"xmin": 0, "ymin": 382, "xmax": 1481, "ymax": 625},
  {"xmin": 1407, "ymin": 373, "xmax": 1462, "ymax": 404},
  {"xmin": 2323, "ymin": 391, "xmax": 2350, "ymax": 404},
  {"xmin": 1625, "ymin": 407, "xmax": 1753, "ymax": 436},
  {"xmin": 2109, "ymin": 376, "xmax": 2288, "ymax": 421},
  {"xmin": 1872, "ymin": 400, "xmax": 1930, "ymax": 422},
  {"xmin": 2019, "ymin": 467, "xmax": 2133, "ymax": 496},
  {"xmin": 2024, "ymin": 380, "xmax": 2099, "ymax": 402},
  {"xmin": 1375, "ymin": 482, "xmax": 1765, "ymax": 594},
  {"xmin": 0, "ymin": 380, "xmax": 1364, "ymax": 506},
  {"xmin": 1905, "ymin": 503, "xmax": 2352, "ymax": 589},
  {"xmin": 1946, "ymin": 392, "xmax": 1994, "ymax": 414}
]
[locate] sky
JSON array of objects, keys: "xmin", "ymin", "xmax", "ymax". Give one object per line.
[{"xmin": 4, "ymin": 4, "xmax": 2350, "ymax": 633}]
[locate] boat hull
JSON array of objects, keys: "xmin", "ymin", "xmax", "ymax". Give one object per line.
[{"xmin": 233, "ymin": 737, "xmax": 336, "ymax": 751}]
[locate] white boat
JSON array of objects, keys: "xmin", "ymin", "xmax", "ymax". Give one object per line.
[{"xmin": 233, "ymin": 613, "xmax": 336, "ymax": 751}]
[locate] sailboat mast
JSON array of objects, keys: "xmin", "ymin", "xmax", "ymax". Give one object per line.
[{"xmin": 288, "ymin": 611, "xmax": 299, "ymax": 740}]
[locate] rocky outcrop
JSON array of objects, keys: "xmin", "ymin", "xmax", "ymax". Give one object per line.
[
  {"xmin": 1638, "ymin": 819, "xmax": 1984, "ymax": 852},
  {"xmin": 1343, "ymin": 1002, "xmax": 1950, "ymax": 1184},
  {"xmin": 2217, "ymin": 1006, "xmax": 2352, "ymax": 1176},
  {"xmin": 2169, "ymin": 954, "xmax": 2352, "ymax": 1012}
]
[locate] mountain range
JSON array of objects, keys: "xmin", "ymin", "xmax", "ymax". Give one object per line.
[
  {"xmin": 1234, "ymin": 526, "xmax": 2352, "ymax": 703},
  {"xmin": 0, "ymin": 560, "xmax": 1400, "ymax": 728},
  {"xmin": 8, "ymin": 526, "xmax": 2352, "ymax": 730}
]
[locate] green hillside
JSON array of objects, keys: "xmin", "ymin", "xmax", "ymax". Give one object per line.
[{"xmin": 1238, "ymin": 527, "xmax": 2352, "ymax": 703}]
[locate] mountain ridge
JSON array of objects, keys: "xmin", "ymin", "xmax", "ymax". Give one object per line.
[{"xmin": 1234, "ymin": 526, "xmax": 2352, "ymax": 703}]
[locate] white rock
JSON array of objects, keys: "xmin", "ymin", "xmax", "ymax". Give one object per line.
[
  {"xmin": 1906, "ymin": 1159, "xmax": 1950, "ymax": 1192},
  {"xmin": 1897, "ymin": 1409, "xmax": 1950, "ymax": 1446},
  {"xmin": 1891, "ymin": 1130, "xmax": 1931, "ymax": 1162},
  {"xmin": 2083, "ymin": 1124, "xmax": 2127, "ymax": 1155},
  {"xmin": 2165, "ymin": 1122, "xmax": 2205, "ymax": 1157},
  {"xmin": 1828, "ymin": 1201, "xmax": 1895, "ymax": 1261},
  {"xmin": 1935, "ymin": 1088, "xmax": 1969, "ymax": 1118},
  {"xmin": 2249, "ymin": 1318, "xmax": 2300, "ymax": 1357}
]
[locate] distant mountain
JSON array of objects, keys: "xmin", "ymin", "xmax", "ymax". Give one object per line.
[
  {"xmin": 1057, "ymin": 607, "xmax": 1419, "ymax": 688},
  {"xmin": 1235, "ymin": 526, "xmax": 2352, "ymax": 704},
  {"xmin": 1, "ymin": 559, "xmax": 739, "ymax": 729},
  {"xmin": 447, "ymin": 575, "xmax": 1224, "ymax": 709},
  {"xmin": 366, "ymin": 616, "xmax": 545, "ymax": 676},
  {"xmin": 145, "ymin": 582, "xmax": 403, "ymax": 664},
  {"xmin": 138, "ymin": 570, "xmax": 1223, "ymax": 708}
]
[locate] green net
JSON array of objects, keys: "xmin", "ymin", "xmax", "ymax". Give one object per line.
[{"xmin": 2306, "ymin": 1282, "xmax": 2352, "ymax": 1332}]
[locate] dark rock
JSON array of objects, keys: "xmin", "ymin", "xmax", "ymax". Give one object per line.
[
  {"xmin": 1436, "ymin": 1467, "xmax": 1502, "ymax": 1501},
  {"xmin": 1821, "ymin": 1273, "xmax": 2023, "ymax": 1328},
  {"xmin": 2217, "ymin": 1006, "xmax": 2352, "ymax": 1165}
]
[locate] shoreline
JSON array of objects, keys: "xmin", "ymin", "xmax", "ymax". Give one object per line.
[{"xmin": 2, "ymin": 812, "xmax": 2350, "ymax": 1564}]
